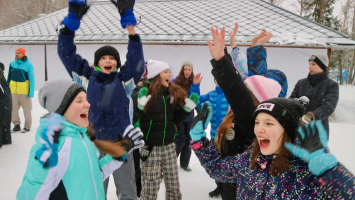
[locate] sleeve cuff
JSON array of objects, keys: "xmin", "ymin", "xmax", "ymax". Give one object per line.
[
  {"xmin": 60, "ymin": 27, "xmax": 75, "ymax": 35},
  {"xmin": 129, "ymin": 34, "xmax": 141, "ymax": 42}
]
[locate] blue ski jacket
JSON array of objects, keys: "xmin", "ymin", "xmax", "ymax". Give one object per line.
[
  {"xmin": 58, "ymin": 30, "xmax": 144, "ymax": 141},
  {"xmin": 190, "ymin": 84, "xmax": 229, "ymax": 139}
]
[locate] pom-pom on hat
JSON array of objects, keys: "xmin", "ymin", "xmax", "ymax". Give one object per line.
[
  {"xmin": 39, "ymin": 79, "xmax": 86, "ymax": 115},
  {"xmin": 244, "ymin": 75, "xmax": 281, "ymax": 103},
  {"xmin": 146, "ymin": 59, "xmax": 170, "ymax": 79},
  {"xmin": 253, "ymin": 97, "xmax": 309, "ymax": 142}
]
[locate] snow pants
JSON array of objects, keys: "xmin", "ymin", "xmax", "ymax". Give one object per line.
[
  {"xmin": 11, "ymin": 93, "xmax": 32, "ymax": 130},
  {"xmin": 0, "ymin": 108, "xmax": 11, "ymax": 147},
  {"xmin": 101, "ymin": 152, "xmax": 137, "ymax": 200},
  {"xmin": 175, "ymin": 121, "xmax": 192, "ymax": 168},
  {"xmin": 140, "ymin": 143, "xmax": 182, "ymax": 200}
]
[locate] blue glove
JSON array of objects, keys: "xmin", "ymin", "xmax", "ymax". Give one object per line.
[
  {"xmin": 62, "ymin": 0, "xmax": 90, "ymax": 32},
  {"xmin": 189, "ymin": 101, "xmax": 213, "ymax": 141},
  {"xmin": 111, "ymin": 0, "xmax": 136, "ymax": 28},
  {"xmin": 285, "ymin": 120, "xmax": 337, "ymax": 176},
  {"xmin": 35, "ymin": 113, "xmax": 65, "ymax": 167}
]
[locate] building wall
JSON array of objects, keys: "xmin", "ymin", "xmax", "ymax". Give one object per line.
[{"xmin": 46, "ymin": 43, "xmax": 326, "ymax": 96}]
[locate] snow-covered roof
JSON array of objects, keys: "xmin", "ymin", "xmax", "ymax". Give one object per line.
[{"xmin": 0, "ymin": 0, "xmax": 354, "ymax": 47}]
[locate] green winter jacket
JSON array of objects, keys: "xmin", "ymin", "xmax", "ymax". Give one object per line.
[{"xmin": 17, "ymin": 118, "xmax": 124, "ymax": 200}]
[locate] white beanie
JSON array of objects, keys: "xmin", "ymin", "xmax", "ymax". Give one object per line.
[
  {"xmin": 181, "ymin": 60, "xmax": 194, "ymax": 69},
  {"xmin": 147, "ymin": 59, "xmax": 170, "ymax": 79}
]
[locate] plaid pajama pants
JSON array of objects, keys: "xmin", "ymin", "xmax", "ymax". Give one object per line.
[{"xmin": 140, "ymin": 142, "xmax": 182, "ymax": 200}]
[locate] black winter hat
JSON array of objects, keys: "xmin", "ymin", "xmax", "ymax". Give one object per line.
[
  {"xmin": 94, "ymin": 46, "xmax": 121, "ymax": 67},
  {"xmin": 0, "ymin": 62, "xmax": 4, "ymax": 71},
  {"xmin": 253, "ymin": 97, "xmax": 309, "ymax": 142}
]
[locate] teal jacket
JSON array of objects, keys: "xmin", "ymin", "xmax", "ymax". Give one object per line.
[
  {"xmin": 17, "ymin": 119, "xmax": 124, "ymax": 200},
  {"xmin": 7, "ymin": 58, "xmax": 35, "ymax": 98}
]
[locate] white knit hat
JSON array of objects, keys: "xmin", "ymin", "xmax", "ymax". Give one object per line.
[
  {"xmin": 147, "ymin": 59, "xmax": 170, "ymax": 79},
  {"xmin": 244, "ymin": 75, "xmax": 281, "ymax": 103},
  {"xmin": 181, "ymin": 60, "xmax": 193, "ymax": 69}
]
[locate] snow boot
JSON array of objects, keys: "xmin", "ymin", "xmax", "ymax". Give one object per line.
[
  {"xmin": 21, "ymin": 128, "xmax": 30, "ymax": 133},
  {"xmin": 12, "ymin": 125, "xmax": 21, "ymax": 133},
  {"xmin": 181, "ymin": 166, "xmax": 192, "ymax": 172},
  {"xmin": 209, "ymin": 186, "xmax": 221, "ymax": 198}
]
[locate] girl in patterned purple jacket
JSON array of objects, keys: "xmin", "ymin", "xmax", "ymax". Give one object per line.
[{"xmin": 188, "ymin": 26, "xmax": 355, "ymax": 199}]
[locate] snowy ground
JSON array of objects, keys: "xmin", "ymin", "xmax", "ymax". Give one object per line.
[{"xmin": 0, "ymin": 85, "xmax": 354, "ymax": 200}]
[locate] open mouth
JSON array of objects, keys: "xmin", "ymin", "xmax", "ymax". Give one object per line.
[
  {"xmin": 80, "ymin": 112, "xmax": 88, "ymax": 121},
  {"xmin": 104, "ymin": 66, "xmax": 112, "ymax": 71},
  {"xmin": 259, "ymin": 138, "xmax": 270, "ymax": 148},
  {"xmin": 165, "ymin": 79, "xmax": 169, "ymax": 85}
]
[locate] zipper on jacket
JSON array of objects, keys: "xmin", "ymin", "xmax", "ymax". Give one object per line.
[
  {"xmin": 146, "ymin": 120, "xmax": 152, "ymax": 140},
  {"xmin": 162, "ymin": 95, "xmax": 167, "ymax": 146},
  {"xmin": 79, "ymin": 133, "xmax": 99, "ymax": 200}
]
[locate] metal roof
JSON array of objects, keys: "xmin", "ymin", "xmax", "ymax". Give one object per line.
[{"xmin": 0, "ymin": 0, "xmax": 354, "ymax": 47}]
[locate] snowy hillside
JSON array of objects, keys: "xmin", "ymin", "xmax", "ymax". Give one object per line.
[{"xmin": 0, "ymin": 85, "xmax": 354, "ymax": 200}]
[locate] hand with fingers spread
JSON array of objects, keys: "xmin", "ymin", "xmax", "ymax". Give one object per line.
[
  {"xmin": 193, "ymin": 73, "xmax": 203, "ymax": 85},
  {"xmin": 62, "ymin": 0, "xmax": 90, "ymax": 32},
  {"xmin": 229, "ymin": 22, "xmax": 239, "ymax": 49},
  {"xmin": 285, "ymin": 120, "xmax": 337, "ymax": 176},
  {"xmin": 252, "ymin": 29, "xmax": 273, "ymax": 47},
  {"xmin": 207, "ymin": 26, "xmax": 226, "ymax": 61},
  {"xmin": 189, "ymin": 102, "xmax": 213, "ymax": 141}
]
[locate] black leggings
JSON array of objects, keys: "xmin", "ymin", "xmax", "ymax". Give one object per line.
[{"xmin": 220, "ymin": 182, "xmax": 237, "ymax": 200}]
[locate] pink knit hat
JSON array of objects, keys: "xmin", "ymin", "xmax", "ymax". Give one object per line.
[{"xmin": 244, "ymin": 75, "xmax": 281, "ymax": 103}]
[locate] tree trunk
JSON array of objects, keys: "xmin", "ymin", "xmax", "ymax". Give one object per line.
[{"xmin": 338, "ymin": 51, "xmax": 344, "ymax": 85}]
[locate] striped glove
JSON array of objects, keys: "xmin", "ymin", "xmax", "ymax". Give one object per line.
[{"xmin": 35, "ymin": 113, "xmax": 65, "ymax": 167}]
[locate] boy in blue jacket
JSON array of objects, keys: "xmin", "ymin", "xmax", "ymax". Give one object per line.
[{"xmin": 57, "ymin": 0, "xmax": 144, "ymax": 199}]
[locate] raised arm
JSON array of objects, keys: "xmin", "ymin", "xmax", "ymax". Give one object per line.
[
  {"xmin": 229, "ymin": 22, "xmax": 248, "ymax": 80},
  {"xmin": 207, "ymin": 26, "xmax": 256, "ymax": 136},
  {"xmin": 58, "ymin": 0, "xmax": 93, "ymax": 83},
  {"xmin": 119, "ymin": 26, "xmax": 145, "ymax": 87},
  {"xmin": 247, "ymin": 29, "xmax": 272, "ymax": 77}
]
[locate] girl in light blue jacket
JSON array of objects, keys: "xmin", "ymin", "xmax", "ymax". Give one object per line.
[{"xmin": 17, "ymin": 79, "xmax": 144, "ymax": 200}]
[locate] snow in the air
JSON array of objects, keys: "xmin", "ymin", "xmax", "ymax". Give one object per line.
[{"xmin": 0, "ymin": 85, "xmax": 354, "ymax": 200}]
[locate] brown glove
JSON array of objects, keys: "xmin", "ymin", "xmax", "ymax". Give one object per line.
[{"xmin": 302, "ymin": 112, "xmax": 315, "ymax": 124}]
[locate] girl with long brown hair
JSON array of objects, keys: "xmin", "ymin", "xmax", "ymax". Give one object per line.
[
  {"xmin": 190, "ymin": 26, "xmax": 355, "ymax": 199},
  {"xmin": 172, "ymin": 60, "xmax": 196, "ymax": 172},
  {"xmin": 133, "ymin": 59, "xmax": 199, "ymax": 200}
]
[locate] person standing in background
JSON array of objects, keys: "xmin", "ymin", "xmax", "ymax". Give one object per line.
[
  {"xmin": 0, "ymin": 62, "xmax": 12, "ymax": 147},
  {"xmin": 7, "ymin": 48, "xmax": 35, "ymax": 133}
]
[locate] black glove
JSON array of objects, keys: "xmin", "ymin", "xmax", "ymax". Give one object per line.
[
  {"xmin": 111, "ymin": 0, "xmax": 135, "ymax": 16},
  {"xmin": 62, "ymin": 0, "xmax": 90, "ymax": 32},
  {"xmin": 110, "ymin": 0, "xmax": 137, "ymax": 28}
]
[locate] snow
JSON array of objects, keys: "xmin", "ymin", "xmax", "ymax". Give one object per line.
[{"xmin": 1, "ymin": 85, "xmax": 354, "ymax": 200}]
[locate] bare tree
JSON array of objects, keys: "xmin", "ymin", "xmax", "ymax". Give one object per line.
[{"xmin": 267, "ymin": 0, "xmax": 286, "ymax": 6}]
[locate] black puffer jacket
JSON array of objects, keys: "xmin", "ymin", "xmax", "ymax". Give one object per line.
[
  {"xmin": 0, "ymin": 66, "xmax": 12, "ymax": 114},
  {"xmin": 211, "ymin": 56, "xmax": 256, "ymax": 157},
  {"xmin": 133, "ymin": 89, "xmax": 190, "ymax": 146},
  {"xmin": 290, "ymin": 72, "xmax": 339, "ymax": 137}
]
